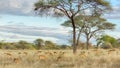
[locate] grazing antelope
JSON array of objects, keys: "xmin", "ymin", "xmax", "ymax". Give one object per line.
[
  {"xmin": 18, "ymin": 52, "xmax": 21, "ymax": 54},
  {"xmin": 79, "ymin": 51, "xmax": 87, "ymax": 58},
  {"xmin": 37, "ymin": 51, "xmax": 42, "ymax": 53},
  {"xmin": 53, "ymin": 51, "xmax": 57, "ymax": 54},
  {"xmin": 48, "ymin": 52, "xmax": 53, "ymax": 56},
  {"xmin": 4, "ymin": 53, "xmax": 12, "ymax": 56},
  {"xmin": 107, "ymin": 49, "xmax": 116, "ymax": 54},
  {"xmin": 109, "ymin": 49, "xmax": 116, "ymax": 52},
  {"xmin": 23, "ymin": 52, "xmax": 28, "ymax": 55},
  {"xmin": 92, "ymin": 49, "xmax": 98, "ymax": 52},
  {"xmin": 59, "ymin": 51, "xmax": 65, "ymax": 56},
  {"xmin": 13, "ymin": 58, "xmax": 20, "ymax": 64},
  {"xmin": 56, "ymin": 56, "xmax": 62, "ymax": 61},
  {"xmin": 45, "ymin": 52, "xmax": 49, "ymax": 54},
  {"xmin": 94, "ymin": 51, "xmax": 101, "ymax": 56},
  {"xmin": 38, "ymin": 55, "xmax": 46, "ymax": 60}
]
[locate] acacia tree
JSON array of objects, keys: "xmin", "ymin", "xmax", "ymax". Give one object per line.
[
  {"xmin": 82, "ymin": 16, "xmax": 115, "ymax": 49},
  {"xmin": 62, "ymin": 15, "xmax": 115, "ymax": 49},
  {"xmin": 34, "ymin": 0, "xmax": 111, "ymax": 54}
]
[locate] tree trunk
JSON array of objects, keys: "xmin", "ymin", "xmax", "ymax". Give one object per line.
[
  {"xmin": 76, "ymin": 25, "xmax": 85, "ymax": 47},
  {"xmin": 76, "ymin": 31, "xmax": 80, "ymax": 47},
  {"xmin": 96, "ymin": 44, "xmax": 99, "ymax": 49},
  {"xmin": 76, "ymin": 29, "xmax": 82, "ymax": 47},
  {"xmin": 71, "ymin": 18, "xmax": 77, "ymax": 54},
  {"xmin": 86, "ymin": 37, "xmax": 89, "ymax": 50},
  {"xmin": 73, "ymin": 27, "xmax": 77, "ymax": 54}
]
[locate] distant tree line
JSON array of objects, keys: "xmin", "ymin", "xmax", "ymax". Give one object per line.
[
  {"xmin": 0, "ymin": 35, "xmax": 120, "ymax": 50},
  {"xmin": 0, "ymin": 39, "xmax": 71, "ymax": 50}
]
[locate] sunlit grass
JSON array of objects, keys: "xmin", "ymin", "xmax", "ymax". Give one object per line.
[{"xmin": 0, "ymin": 49, "xmax": 120, "ymax": 68}]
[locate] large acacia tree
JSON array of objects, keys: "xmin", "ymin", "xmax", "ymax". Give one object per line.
[{"xmin": 34, "ymin": 0, "xmax": 111, "ymax": 54}]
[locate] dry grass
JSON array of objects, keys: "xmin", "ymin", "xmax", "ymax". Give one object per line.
[{"xmin": 0, "ymin": 49, "xmax": 120, "ymax": 68}]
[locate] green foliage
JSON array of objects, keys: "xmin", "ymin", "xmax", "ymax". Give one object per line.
[
  {"xmin": 101, "ymin": 42, "xmax": 113, "ymax": 49},
  {"xmin": 60, "ymin": 44, "xmax": 71, "ymax": 49},
  {"xmin": 0, "ymin": 39, "xmax": 71, "ymax": 50},
  {"xmin": 62, "ymin": 15, "xmax": 115, "ymax": 31},
  {"xmin": 34, "ymin": 0, "xmax": 111, "ymax": 17},
  {"xmin": 44, "ymin": 41, "xmax": 57, "ymax": 49},
  {"xmin": 97, "ymin": 35, "xmax": 116, "ymax": 44},
  {"xmin": 16, "ymin": 40, "xmax": 31, "ymax": 49},
  {"xmin": 97, "ymin": 35, "xmax": 119, "ymax": 49},
  {"xmin": 34, "ymin": 39, "xmax": 44, "ymax": 49},
  {"xmin": 0, "ymin": 41, "xmax": 35, "ymax": 50},
  {"xmin": 61, "ymin": 15, "xmax": 84, "ymax": 28},
  {"xmin": 95, "ymin": 0, "xmax": 111, "ymax": 8},
  {"xmin": 0, "ymin": 42, "xmax": 15, "ymax": 49}
]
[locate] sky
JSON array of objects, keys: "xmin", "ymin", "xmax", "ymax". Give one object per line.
[{"xmin": 0, "ymin": 0, "xmax": 120, "ymax": 44}]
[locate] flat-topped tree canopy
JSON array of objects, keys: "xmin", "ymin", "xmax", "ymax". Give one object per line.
[
  {"xmin": 34, "ymin": 0, "xmax": 111, "ymax": 53},
  {"xmin": 34, "ymin": 0, "xmax": 111, "ymax": 18}
]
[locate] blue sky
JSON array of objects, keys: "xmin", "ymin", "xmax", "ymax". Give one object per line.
[
  {"xmin": 0, "ymin": 14, "xmax": 66, "ymax": 27},
  {"xmin": 0, "ymin": 0, "xmax": 120, "ymax": 44}
]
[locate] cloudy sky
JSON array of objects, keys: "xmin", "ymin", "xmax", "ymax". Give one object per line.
[{"xmin": 0, "ymin": 0, "xmax": 120, "ymax": 44}]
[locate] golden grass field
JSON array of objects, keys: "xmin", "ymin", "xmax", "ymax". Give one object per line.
[{"xmin": 0, "ymin": 49, "xmax": 120, "ymax": 68}]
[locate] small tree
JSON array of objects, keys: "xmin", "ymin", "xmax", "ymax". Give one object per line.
[
  {"xmin": 97, "ymin": 35, "xmax": 117, "ymax": 49},
  {"xmin": 44, "ymin": 41, "xmax": 57, "ymax": 49},
  {"xmin": 82, "ymin": 16, "xmax": 115, "ymax": 49},
  {"xmin": 34, "ymin": 39, "xmax": 44, "ymax": 49}
]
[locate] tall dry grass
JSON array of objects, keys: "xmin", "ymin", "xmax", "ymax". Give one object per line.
[{"xmin": 0, "ymin": 49, "xmax": 120, "ymax": 68}]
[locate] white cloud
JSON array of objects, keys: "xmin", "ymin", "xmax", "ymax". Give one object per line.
[
  {"xmin": 0, "ymin": 31, "xmax": 59, "ymax": 43},
  {"xmin": 105, "ymin": 4, "xmax": 120, "ymax": 19},
  {"xmin": 0, "ymin": 0, "xmax": 119, "ymax": 19},
  {"xmin": 0, "ymin": 0, "xmax": 37, "ymax": 15},
  {"xmin": 0, "ymin": 25, "xmax": 69, "ymax": 44}
]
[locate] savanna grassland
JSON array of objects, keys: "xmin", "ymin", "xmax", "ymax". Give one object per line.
[{"xmin": 0, "ymin": 49, "xmax": 120, "ymax": 68}]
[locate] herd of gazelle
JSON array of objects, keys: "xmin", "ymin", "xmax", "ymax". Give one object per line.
[{"xmin": 2, "ymin": 49, "xmax": 119, "ymax": 64}]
